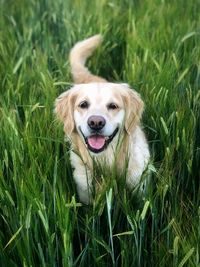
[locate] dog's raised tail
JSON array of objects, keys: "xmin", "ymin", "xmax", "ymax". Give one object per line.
[{"xmin": 69, "ymin": 34, "xmax": 107, "ymax": 84}]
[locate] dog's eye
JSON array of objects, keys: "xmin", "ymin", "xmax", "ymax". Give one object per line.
[
  {"xmin": 107, "ymin": 103, "xmax": 118, "ymax": 110},
  {"xmin": 79, "ymin": 101, "xmax": 89, "ymax": 109}
]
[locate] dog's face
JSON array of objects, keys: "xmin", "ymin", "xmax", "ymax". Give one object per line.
[{"xmin": 55, "ymin": 83, "xmax": 143, "ymax": 154}]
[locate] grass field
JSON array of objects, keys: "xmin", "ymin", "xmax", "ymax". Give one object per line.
[{"xmin": 0, "ymin": 0, "xmax": 200, "ymax": 266}]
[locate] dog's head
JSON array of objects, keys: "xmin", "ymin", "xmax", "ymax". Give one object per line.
[{"xmin": 55, "ymin": 83, "xmax": 143, "ymax": 154}]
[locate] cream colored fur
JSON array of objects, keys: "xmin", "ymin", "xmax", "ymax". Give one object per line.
[
  {"xmin": 55, "ymin": 35, "xmax": 150, "ymax": 204},
  {"xmin": 69, "ymin": 35, "xmax": 106, "ymax": 83}
]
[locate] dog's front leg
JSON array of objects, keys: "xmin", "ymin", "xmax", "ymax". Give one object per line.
[
  {"xmin": 70, "ymin": 151, "xmax": 92, "ymax": 204},
  {"xmin": 73, "ymin": 166, "xmax": 92, "ymax": 204}
]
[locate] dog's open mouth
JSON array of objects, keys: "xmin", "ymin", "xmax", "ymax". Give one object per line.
[{"xmin": 79, "ymin": 127, "xmax": 119, "ymax": 153}]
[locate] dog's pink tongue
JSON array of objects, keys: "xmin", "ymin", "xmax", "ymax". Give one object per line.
[{"xmin": 88, "ymin": 135, "xmax": 106, "ymax": 150}]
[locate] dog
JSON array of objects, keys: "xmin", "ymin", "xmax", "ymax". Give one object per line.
[{"xmin": 55, "ymin": 35, "xmax": 150, "ymax": 204}]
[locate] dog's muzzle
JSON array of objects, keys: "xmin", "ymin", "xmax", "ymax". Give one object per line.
[{"xmin": 79, "ymin": 126, "xmax": 119, "ymax": 153}]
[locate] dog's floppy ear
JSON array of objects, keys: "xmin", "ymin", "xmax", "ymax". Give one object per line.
[
  {"xmin": 123, "ymin": 85, "xmax": 144, "ymax": 135},
  {"xmin": 55, "ymin": 90, "xmax": 76, "ymax": 136}
]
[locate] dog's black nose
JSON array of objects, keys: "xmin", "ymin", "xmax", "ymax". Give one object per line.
[{"xmin": 87, "ymin": 115, "xmax": 106, "ymax": 131}]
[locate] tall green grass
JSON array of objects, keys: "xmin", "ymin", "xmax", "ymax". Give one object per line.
[{"xmin": 0, "ymin": 0, "xmax": 199, "ymax": 266}]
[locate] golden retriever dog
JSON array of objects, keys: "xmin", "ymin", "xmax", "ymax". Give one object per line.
[{"xmin": 55, "ymin": 35, "xmax": 150, "ymax": 204}]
